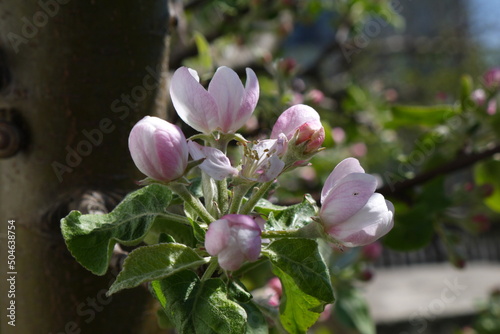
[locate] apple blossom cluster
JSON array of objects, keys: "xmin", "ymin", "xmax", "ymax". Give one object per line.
[
  {"xmin": 128, "ymin": 66, "xmax": 395, "ymax": 271},
  {"xmin": 470, "ymin": 67, "xmax": 500, "ymax": 115}
]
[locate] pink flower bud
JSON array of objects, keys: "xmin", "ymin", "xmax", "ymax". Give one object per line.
[
  {"xmin": 361, "ymin": 241, "xmax": 383, "ymax": 261},
  {"xmin": 359, "ymin": 268, "xmax": 374, "ymax": 282},
  {"xmin": 307, "ymin": 89, "xmax": 325, "ymax": 104},
  {"xmin": 319, "ymin": 158, "xmax": 394, "ymax": 247},
  {"xmin": 128, "ymin": 116, "xmax": 188, "ymax": 182},
  {"xmin": 487, "ymin": 99, "xmax": 497, "ymax": 115},
  {"xmin": 265, "ymin": 277, "xmax": 282, "ymax": 307},
  {"xmin": 170, "ymin": 66, "xmax": 259, "ymax": 134},
  {"xmin": 484, "ymin": 67, "xmax": 500, "ymax": 88},
  {"xmin": 271, "ymin": 104, "xmax": 324, "ymax": 156},
  {"xmin": 471, "ymin": 89, "xmax": 486, "ymax": 106},
  {"xmin": 295, "ymin": 122, "xmax": 326, "ymax": 154},
  {"xmin": 205, "ymin": 214, "xmax": 262, "ymax": 271}
]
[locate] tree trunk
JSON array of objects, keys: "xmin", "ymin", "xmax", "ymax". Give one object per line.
[{"xmin": 0, "ymin": 1, "xmax": 169, "ymax": 333}]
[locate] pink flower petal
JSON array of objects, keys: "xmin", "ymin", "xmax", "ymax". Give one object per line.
[
  {"xmin": 187, "ymin": 141, "xmax": 238, "ymax": 180},
  {"xmin": 271, "ymin": 104, "xmax": 321, "ymax": 140},
  {"xmin": 205, "ymin": 218, "xmax": 230, "ymax": 255},
  {"xmin": 328, "ymin": 193, "xmax": 394, "ymax": 247},
  {"xmin": 235, "ymin": 68, "xmax": 259, "ymax": 131},
  {"xmin": 320, "ymin": 173, "xmax": 378, "ymax": 226},
  {"xmin": 321, "ymin": 158, "xmax": 365, "ymax": 203},
  {"xmin": 170, "ymin": 67, "xmax": 219, "ymax": 133},
  {"xmin": 208, "ymin": 66, "xmax": 246, "ymax": 133}
]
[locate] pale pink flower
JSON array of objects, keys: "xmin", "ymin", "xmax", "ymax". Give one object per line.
[
  {"xmin": 319, "ymin": 158, "xmax": 394, "ymax": 247},
  {"xmin": 205, "ymin": 214, "xmax": 262, "ymax": 271},
  {"xmin": 170, "ymin": 66, "xmax": 259, "ymax": 134},
  {"xmin": 128, "ymin": 116, "xmax": 188, "ymax": 182},
  {"xmin": 240, "ymin": 138, "xmax": 285, "ymax": 182},
  {"xmin": 471, "ymin": 89, "xmax": 486, "ymax": 106}
]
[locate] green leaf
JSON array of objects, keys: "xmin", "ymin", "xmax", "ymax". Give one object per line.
[
  {"xmin": 265, "ymin": 194, "xmax": 318, "ymax": 231},
  {"xmin": 108, "ymin": 243, "xmax": 207, "ymax": 295},
  {"xmin": 474, "ymin": 160, "xmax": 500, "ymax": 213},
  {"xmin": 334, "ymin": 285, "xmax": 375, "ymax": 334},
  {"xmin": 156, "ymin": 308, "xmax": 173, "ymax": 330},
  {"xmin": 239, "ymin": 301, "xmax": 269, "ymax": 334},
  {"xmin": 253, "ymin": 198, "xmax": 287, "ymax": 216},
  {"xmin": 143, "ymin": 216, "xmax": 196, "ymax": 246},
  {"xmin": 228, "ymin": 279, "xmax": 252, "ymax": 303},
  {"xmin": 151, "ymin": 271, "xmax": 247, "ymax": 334},
  {"xmin": 387, "ymin": 105, "xmax": 457, "ymax": 128},
  {"xmin": 61, "ymin": 184, "xmax": 172, "ymax": 275},
  {"xmin": 265, "ymin": 239, "xmax": 334, "ymax": 333}
]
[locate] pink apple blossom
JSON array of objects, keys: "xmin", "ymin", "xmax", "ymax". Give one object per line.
[
  {"xmin": 471, "ymin": 89, "xmax": 486, "ymax": 106},
  {"xmin": 319, "ymin": 158, "xmax": 394, "ymax": 247},
  {"xmin": 205, "ymin": 214, "xmax": 262, "ymax": 271},
  {"xmin": 240, "ymin": 138, "xmax": 286, "ymax": 182},
  {"xmin": 170, "ymin": 66, "xmax": 259, "ymax": 134},
  {"xmin": 128, "ymin": 116, "xmax": 188, "ymax": 182}
]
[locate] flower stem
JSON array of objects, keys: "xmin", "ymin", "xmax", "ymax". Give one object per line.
[
  {"xmin": 169, "ymin": 183, "xmax": 215, "ymax": 224},
  {"xmin": 229, "ymin": 183, "xmax": 253, "ymax": 214},
  {"xmin": 240, "ymin": 181, "xmax": 274, "ymax": 215},
  {"xmin": 201, "ymin": 257, "xmax": 219, "ymax": 281},
  {"xmin": 157, "ymin": 212, "xmax": 192, "ymax": 225},
  {"xmin": 202, "ymin": 171, "xmax": 217, "ymax": 217},
  {"xmin": 216, "ymin": 179, "xmax": 229, "ymax": 216},
  {"xmin": 261, "ymin": 222, "xmax": 325, "ymax": 239}
]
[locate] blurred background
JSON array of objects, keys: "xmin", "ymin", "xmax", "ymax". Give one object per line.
[
  {"xmin": 156, "ymin": 0, "xmax": 500, "ymax": 333},
  {"xmin": 1, "ymin": 0, "xmax": 500, "ymax": 333}
]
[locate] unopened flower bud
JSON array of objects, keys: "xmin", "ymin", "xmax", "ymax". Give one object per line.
[
  {"xmin": 271, "ymin": 104, "xmax": 324, "ymax": 162},
  {"xmin": 295, "ymin": 122, "xmax": 325, "ymax": 154},
  {"xmin": 487, "ymin": 99, "xmax": 497, "ymax": 115},
  {"xmin": 359, "ymin": 268, "xmax": 374, "ymax": 282},
  {"xmin": 128, "ymin": 116, "xmax": 188, "ymax": 182},
  {"xmin": 484, "ymin": 67, "xmax": 500, "ymax": 89},
  {"xmin": 471, "ymin": 89, "xmax": 486, "ymax": 106},
  {"xmin": 362, "ymin": 242, "xmax": 383, "ymax": 261}
]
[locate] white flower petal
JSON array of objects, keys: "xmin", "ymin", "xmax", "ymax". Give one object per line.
[
  {"xmin": 187, "ymin": 141, "xmax": 238, "ymax": 180},
  {"xmin": 321, "ymin": 158, "xmax": 365, "ymax": 202}
]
